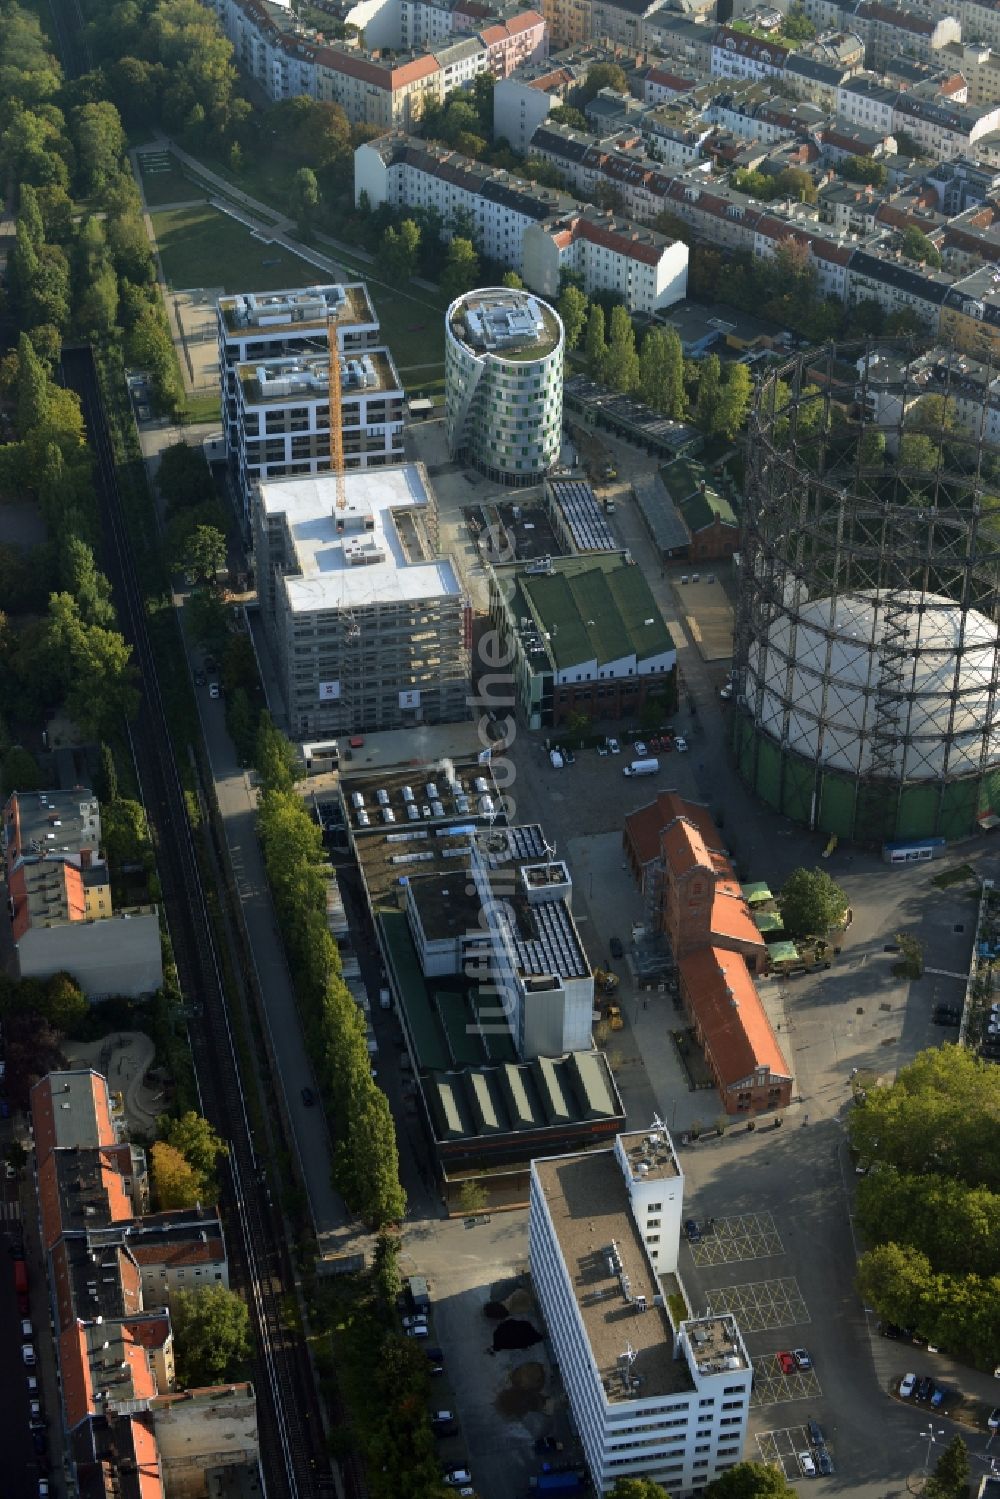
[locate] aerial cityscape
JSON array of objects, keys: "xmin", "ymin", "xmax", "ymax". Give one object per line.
[{"xmin": 1, "ymin": 0, "xmax": 1000, "ymax": 1496}]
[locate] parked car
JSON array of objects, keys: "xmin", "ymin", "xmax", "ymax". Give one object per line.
[
  {"xmin": 684, "ymin": 1219, "xmax": 701, "ymax": 1243},
  {"xmin": 301, "ymin": 1087, "xmax": 315, "ymax": 1106},
  {"xmin": 987, "ymin": 1407, "xmax": 1000, "ymax": 1431},
  {"xmin": 607, "ymin": 738, "xmax": 620, "ymax": 754},
  {"xmin": 899, "ymin": 1372, "xmax": 917, "ymax": 1398},
  {"xmin": 610, "ymin": 937, "xmax": 624, "ymax": 960},
  {"xmin": 431, "ymin": 1410, "xmax": 455, "ymax": 1424},
  {"xmin": 402, "ymin": 1315, "xmax": 428, "ymax": 1329},
  {"xmin": 817, "ymin": 1449, "xmax": 833, "ymax": 1476},
  {"xmin": 933, "ymin": 1006, "xmax": 961, "ymax": 1026},
  {"xmin": 406, "ymin": 1324, "xmax": 429, "ymax": 1338},
  {"xmin": 807, "ymin": 1419, "xmax": 824, "ymax": 1447},
  {"xmin": 777, "ymin": 1351, "xmax": 797, "ymax": 1375},
  {"xmin": 633, "ymin": 742, "xmax": 647, "ymax": 756},
  {"xmin": 930, "ymin": 1384, "xmax": 948, "ymax": 1409},
  {"xmin": 549, "ymin": 749, "xmax": 564, "ymax": 770},
  {"xmin": 563, "ymin": 748, "xmax": 575, "ymax": 766},
  {"xmin": 798, "ymin": 1452, "xmax": 816, "ymax": 1478},
  {"xmin": 673, "ymin": 736, "xmax": 688, "ymax": 753},
  {"xmin": 915, "ymin": 1375, "xmax": 934, "ymax": 1402},
  {"xmin": 444, "ymin": 1471, "xmax": 472, "ymax": 1487},
  {"xmin": 209, "ymin": 682, "xmax": 221, "ymax": 700},
  {"xmin": 22, "ymin": 1343, "xmax": 35, "ymax": 1366},
  {"xmin": 720, "ymin": 684, "xmax": 733, "ymax": 701},
  {"xmin": 793, "ymin": 1348, "xmax": 812, "ymax": 1370}
]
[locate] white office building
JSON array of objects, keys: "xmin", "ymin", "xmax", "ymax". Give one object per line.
[
  {"xmin": 445, "ymin": 288, "xmax": 564, "ymax": 486},
  {"xmin": 252, "ymin": 465, "xmax": 470, "ymax": 736},
  {"xmin": 231, "ymin": 346, "xmax": 405, "ymax": 509},
  {"xmin": 216, "ymin": 283, "xmax": 381, "ymax": 528},
  {"xmin": 530, "ymin": 1128, "xmax": 752, "ymax": 1493}
]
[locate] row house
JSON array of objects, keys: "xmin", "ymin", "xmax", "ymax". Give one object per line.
[
  {"xmin": 539, "ymin": 0, "xmax": 669, "ymax": 49},
  {"xmin": 852, "ymin": 1, "xmax": 961, "ymax": 69},
  {"xmin": 846, "ymin": 244, "xmax": 954, "ymax": 326},
  {"xmin": 711, "ymin": 26, "xmax": 790, "ymax": 83},
  {"xmin": 642, "ymin": 11, "xmax": 716, "ymax": 70},
  {"xmin": 940, "ymin": 266, "xmax": 1000, "ymax": 359},
  {"xmin": 493, "ymin": 62, "xmax": 581, "ymax": 152},
  {"xmin": 355, "ymin": 133, "xmax": 686, "ymax": 309},
  {"xmin": 941, "ymin": 39, "xmax": 1000, "ymax": 105},
  {"xmin": 893, "ymin": 91, "xmax": 1000, "ymax": 156},
  {"xmin": 784, "ymin": 51, "xmax": 856, "ymax": 109},
  {"xmin": 641, "ymin": 62, "xmax": 708, "ymax": 104},
  {"xmin": 836, "ymin": 73, "xmax": 898, "ymax": 134}
]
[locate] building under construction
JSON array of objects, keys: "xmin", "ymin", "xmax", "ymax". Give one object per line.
[
  {"xmin": 252, "ymin": 464, "xmax": 471, "ymax": 738},
  {"xmin": 732, "ymin": 340, "xmax": 1000, "ymax": 845}
]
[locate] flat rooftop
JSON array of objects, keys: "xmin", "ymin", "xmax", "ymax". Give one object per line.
[
  {"xmin": 236, "ymin": 348, "xmax": 401, "ymax": 405},
  {"xmin": 5, "ymin": 788, "xmax": 100, "ymax": 863},
  {"xmin": 534, "ymin": 1149, "xmax": 693, "ymax": 1401},
  {"xmin": 618, "ymin": 1128, "xmax": 681, "ymax": 1183},
  {"xmin": 259, "ymin": 465, "xmax": 461, "ymax": 614},
  {"xmin": 219, "ymin": 282, "xmax": 375, "ymax": 336},
  {"xmin": 450, "ymin": 289, "xmax": 561, "ymax": 362}
]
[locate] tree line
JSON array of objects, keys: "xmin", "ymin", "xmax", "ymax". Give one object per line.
[
  {"xmin": 254, "ymin": 716, "xmax": 406, "ymax": 1229},
  {"xmin": 852, "ymin": 1047, "xmax": 1000, "ymax": 1367}
]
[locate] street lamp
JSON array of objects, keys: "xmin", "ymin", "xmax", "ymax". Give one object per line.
[{"xmin": 919, "ymin": 1427, "xmax": 945, "ymax": 1475}]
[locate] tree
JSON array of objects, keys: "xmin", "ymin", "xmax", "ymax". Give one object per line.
[
  {"xmin": 1, "ymin": 745, "xmax": 41, "ymax": 796},
  {"xmin": 98, "ymin": 742, "xmax": 118, "ymax": 805},
  {"xmin": 255, "ymin": 714, "xmax": 299, "ymax": 795},
  {"xmin": 46, "ymin": 593, "xmax": 139, "ymax": 738},
  {"xmin": 289, "ymin": 165, "xmax": 319, "ymax": 229},
  {"xmin": 780, "ymin": 3, "xmax": 815, "ymax": 40},
  {"xmin": 901, "ymin": 226, "xmax": 941, "ymax": 269},
  {"xmin": 372, "ymin": 1229, "xmax": 402, "ymax": 1306},
  {"xmin": 714, "ymin": 362, "xmax": 753, "ymax": 441},
  {"xmin": 778, "ymin": 867, "xmax": 848, "ymax": 937},
  {"xmin": 101, "ymin": 797, "xmax": 153, "ymax": 872},
  {"xmin": 171, "ymin": 1285, "xmax": 251, "ymax": 1387},
  {"xmin": 156, "ymin": 442, "xmax": 215, "ymax": 513},
  {"xmin": 695, "ymin": 353, "xmax": 722, "ymax": 436},
  {"xmin": 585, "ymin": 303, "xmax": 607, "ymax": 380},
  {"xmin": 893, "ymin": 930, "xmax": 924, "ymax": 979},
  {"xmin": 705, "ymin": 1462, "xmax": 798, "ymax": 1499},
  {"xmin": 186, "ymin": 587, "xmax": 231, "ymax": 653},
  {"xmin": 576, "ymin": 63, "xmax": 628, "ymax": 105},
  {"xmin": 165, "ymin": 1111, "xmax": 229, "ymax": 1189},
  {"xmin": 549, "ymin": 104, "xmax": 588, "ymax": 130},
  {"xmin": 151, "ymin": 1140, "xmax": 205, "ymax": 1210},
  {"xmin": 458, "ymin": 1179, "xmax": 488, "ymax": 1217},
  {"xmin": 177, "ymin": 524, "xmax": 226, "ymax": 585},
  {"xmin": 557, "ymin": 284, "xmax": 588, "ymax": 351},
  {"xmin": 440, "ymin": 236, "xmax": 479, "ymax": 300},
  {"xmin": 639, "ymin": 327, "xmax": 682, "ymax": 416},
  {"xmin": 44, "ymin": 972, "xmax": 87, "ymax": 1033},
  {"xmin": 775, "ymin": 167, "xmax": 817, "ymax": 204},
  {"xmin": 378, "ymin": 219, "xmax": 420, "ymax": 282},
  {"xmin": 500, "ymin": 269, "xmax": 523, "ymax": 289},
  {"xmin": 60, "ymin": 537, "xmax": 115, "ymax": 627},
  {"xmin": 604, "ymin": 305, "xmax": 639, "ymax": 394},
  {"xmin": 16, "ymin": 332, "xmax": 49, "ymax": 434},
  {"xmin": 899, "ymin": 431, "xmax": 940, "ymax": 476},
  {"xmin": 842, "ymin": 156, "xmax": 887, "ymax": 187},
  {"xmin": 927, "ymin": 1437, "xmax": 970, "ymax": 1499},
  {"xmin": 610, "ymin": 1480, "xmax": 670, "ymax": 1499},
  {"xmin": 72, "ymin": 101, "xmax": 126, "ymax": 196}
]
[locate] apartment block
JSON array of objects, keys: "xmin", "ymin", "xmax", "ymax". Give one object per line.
[
  {"xmin": 942, "ymin": 39, "xmax": 1000, "ymax": 104},
  {"xmin": 3, "ymin": 789, "xmax": 162, "ymax": 999},
  {"xmin": 28, "ymin": 1069, "xmax": 251, "ymax": 1499},
  {"xmin": 540, "ymin": 0, "xmax": 670, "ymax": 50},
  {"xmin": 216, "ymin": 283, "xmax": 381, "ymax": 526},
  {"xmin": 493, "ymin": 61, "xmax": 581, "ymax": 152},
  {"xmin": 253, "ymin": 465, "xmax": 470, "ymax": 737},
  {"xmin": 530, "ymin": 1127, "xmax": 751, "ymax": 1491},
  {"xmin": 232, "ymin": 346, "xmax": 405, "ymax": 509},
  {"xmin": 853, "ymin": 0, "xmax": 961, "ymax": 68},
  {"xmin": 356, "ymin": 133, "xmax": 687, "ymax": 312}
]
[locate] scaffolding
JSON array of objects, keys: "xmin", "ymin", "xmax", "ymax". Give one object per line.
[{"xmin": 732, "ymin": 338, "xmax": 1000, "ymax": 845}]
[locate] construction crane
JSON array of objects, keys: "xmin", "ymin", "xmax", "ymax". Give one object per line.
[
  {"xmin": 327, "ymin": 315, "xmax": 347, "ymax": 517},
  {"xmin": 327, "ymin": 315, "xmax": 360, "ymax": 643}
]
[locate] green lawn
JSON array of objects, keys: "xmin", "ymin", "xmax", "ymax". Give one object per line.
[
  {"xmin": 138, "ymin": 151, "xmax": 205, "ymax": 208},
  {"xmin": 151, "ymin": 203, "xmax": 322, "ymax": 293}
]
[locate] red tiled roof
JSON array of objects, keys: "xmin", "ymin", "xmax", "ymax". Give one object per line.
[
  {"xmin": 661, "ymin": 817, "xmax": 712, "ymax": 878},
  {"xmin": 505, "ymin": 9, "xmax": 543, "ymax": 34},
  {"xmin": 130, "ymin": 1238, "xmax": 225, "ymax": 1269},
  {"xmin": 125, "ymin": 1315, "xmax": 172, "ymax": 1351},
  {"xmin": 625, "ymin": 792, "xmax": 721, "ymax": 866},
  {"xmin": 131, "ymin": 1415, "xmax": 164, "ymax": 1499},
  {"xmin": 60, "ymin": 1322, "xmax": 94, "ymax": 1431},
  {"xmin": 678, "ymin": 946, "xmax": 791, "ymax": 1088},
  {"xmin": 711, "ymin": 889, "xmax": 768, "ymax": 951},
  {"xmin": 574, "ymin": 215, "xmax": 663, "ymax": 266}
]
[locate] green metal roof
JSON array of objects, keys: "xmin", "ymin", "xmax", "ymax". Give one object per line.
[
  {"xmin": 679, "ymin": 486, "xmax": 738, "ymax": 534},
  {"xmin": 521, "ymin": 564, "xmax": 674, "ymax": 671},
  {"xmin": 754, "ymin": 910, "xmax": 784, "ymax": 935},
  {"xmin": 741, "ymin": 881, "xmax": 774, "ymax": 905},
  {"xmin": 768, "ymin": 940, "xmax": 801, "ymax": 963}
]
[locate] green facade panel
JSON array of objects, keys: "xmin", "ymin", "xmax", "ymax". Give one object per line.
[
  {"xmin": 781, "ymin": 755, "xmax": 814, "ymax": 826},
  {"xmin": 817, "ymin": 773, "xmax": 857, "ymax": 839},
  {"xmin": 896, "ymin": 783, "xmax": 942, "ymax": 841}
]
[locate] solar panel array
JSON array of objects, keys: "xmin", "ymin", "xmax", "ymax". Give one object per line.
[{"xmin": 548, "ymin": 478, "xmax": 617, "ymax": 553}]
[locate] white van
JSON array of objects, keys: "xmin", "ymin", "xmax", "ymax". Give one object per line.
[{"xmin": 623, "ymin": 758, "xmax": 660, "ymax": 778}]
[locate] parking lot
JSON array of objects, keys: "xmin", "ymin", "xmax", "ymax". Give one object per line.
[
  {"xmin": 757, "ymin": 1425, "xmax": 834, "ymax": 1478},
  {"xmin": 690, "ymin": 1212, "xmax": 784, "ymax": 1266},
  {"xmin": 750, "ymin": 1356, "xmax": 823, "ymax": 1409},
  {"xmin": 705, "ymin": 1276, "xmax": 809, "ymax": 1331}
]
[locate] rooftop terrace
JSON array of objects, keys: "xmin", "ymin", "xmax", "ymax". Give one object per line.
[
  {"xmin": 219, "ymin": 283, "xmax": 375, "ymax": 336},
  {"xmin": 450, "ymin": 289, "xmax": 562, "ymax": 362},
  {"xmin": 237, "ymin": 348, "xmax": 400, "ymax": 405}
]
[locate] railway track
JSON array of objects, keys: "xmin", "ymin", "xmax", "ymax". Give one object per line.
[{"xmin": 61, "ymin": 347, "xmax": 335, "ymax": 1499}]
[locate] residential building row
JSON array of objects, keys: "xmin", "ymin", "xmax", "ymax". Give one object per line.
[
  {"xmin": 3, "ymin": 789, "xmax": 162, "ymax": 1000},
  {"xmin": 355, "ymin": 132, "xmax": 690, "ymax": 313},
  {"xmin": 211, "ymin": 0, "xmax": 546, "ymax": 124},
  {"xmin": 28, "ymin": 1068, "xmax": 257, "ymax": 1499}
]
